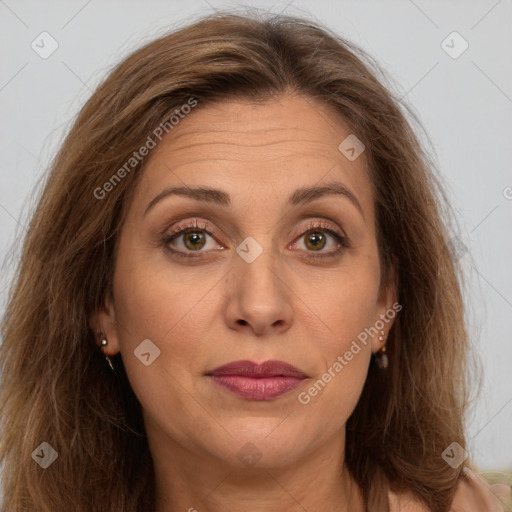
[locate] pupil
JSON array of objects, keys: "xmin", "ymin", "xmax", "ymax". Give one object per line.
[
  {"xmin": 185, "ymin": 232, "xmax": 204, "ymax": 249},
  {"xmin": 308, "ymin": 233, "xmax": 325, "ymax": 249}
]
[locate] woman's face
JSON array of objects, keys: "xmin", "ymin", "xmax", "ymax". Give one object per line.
[{"xmin": 94, "ymin": 93, "xmax": 396, "ymax": 471}]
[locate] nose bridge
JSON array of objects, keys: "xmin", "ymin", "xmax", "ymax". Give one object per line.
[
  {"xmin": 235, "ymin": 231, "xmax": 280, "ymax": 286},
  {"xmin": 232, "ymin": 192, "xmax": 277, "ymax": 259},
  {"xmin": 227, "ymin": 193, "xmax": 295, "ymax": 289}
]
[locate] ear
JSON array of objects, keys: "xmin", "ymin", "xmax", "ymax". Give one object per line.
[
  {"xmin": 89, "ymin": 294, "xmax": 120, "ymax": 356},
  {"xmin": 371, "ymin": 255, "xmax": 399, "ymax": 354}
]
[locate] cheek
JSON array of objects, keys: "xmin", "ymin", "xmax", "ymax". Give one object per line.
[
  {"xmin": 293, "ymin": 259, "xmax": 381, "ymax": 353},
  {"xmin": 111, "ymin": 248, "xmax": 220, "ymax": 402},
  {"xmin": 113, "ymin": 237, "xmax": 221, "ymax": 345},
  {"xmin": 291, "ymin": 263, "xmax": 379, "ymax": 425},
  {"xmin": 111, "ymin": 262, "xmax": 217, "ymax": 445},
  {"xmin": 294, "ymin": 349, "xmax": 370, "ymax": 457},
  {"xmin": 294, "ymin": 278, "xmax": 377, "ymax": 441}
]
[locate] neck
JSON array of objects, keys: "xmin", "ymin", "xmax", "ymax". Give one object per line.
[{"xmin": 149, "ymin": 427, "xmax": 364, "ymax": 512}]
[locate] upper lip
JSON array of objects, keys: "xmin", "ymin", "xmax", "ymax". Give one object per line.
[{"xmin": 206, "ymin": 360, "xmax": 308, "ymax": 378}]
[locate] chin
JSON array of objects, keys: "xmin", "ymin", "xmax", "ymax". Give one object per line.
[{"xmin": 205, "ymin": 426, "xmax": 307, "ymax": 470}]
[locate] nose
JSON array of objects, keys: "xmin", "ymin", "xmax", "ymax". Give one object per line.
[{"xmin": 223, "ymin": 241, "xmax": 294, "ymax": 337}]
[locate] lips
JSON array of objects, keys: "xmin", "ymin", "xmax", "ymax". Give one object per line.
[
  {"xmin": 206, "ymin": 360, "xmax": 308, "ymax": 400},
  {"xmin": 207, "ymin": 360, "xmax": 308, "ymax": 379}
]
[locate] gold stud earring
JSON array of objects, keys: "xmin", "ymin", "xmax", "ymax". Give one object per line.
[
  {"xmin": 100, "ymin": 337, "xmax": 115, "ymax": 371},
  {"xmin": 376, "ymin": 330, "xmax": 388, "ymax": 369}
]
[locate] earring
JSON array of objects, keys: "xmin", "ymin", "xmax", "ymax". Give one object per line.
[
  {"xmin": 100, "ymin": 337, "xmax": 115, "ymax": 371},
  {"xmin": 376, "ymin": 330, "xmax": 389, "ymax": 369}
]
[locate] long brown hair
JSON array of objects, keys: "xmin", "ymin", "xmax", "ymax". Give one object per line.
[{"xmin": 0, "ymin": 8, "xmax": 474, "ymax": 511}]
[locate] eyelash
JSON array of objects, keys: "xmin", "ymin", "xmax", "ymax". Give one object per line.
[{"xmin": 161, "ymin": 219, "xmax": 349, "ymax": 260}]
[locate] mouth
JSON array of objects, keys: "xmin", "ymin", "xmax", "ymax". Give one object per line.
[{"xmin": 205, "ymin": 360, "xmax": 308, "ymax": 401}]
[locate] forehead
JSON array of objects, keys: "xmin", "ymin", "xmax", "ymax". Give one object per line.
[
  {"xmin": 130, "ymin": 94, "xmax": 373, "ymax": 219},
  {"xmin": 156, "ymin": 94, "xmax": 357, "ymax": 156}
]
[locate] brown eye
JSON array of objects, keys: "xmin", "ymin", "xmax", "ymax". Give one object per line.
[
  {"xmin": 182, "ymin": 231, "xmax": 207, "ymax": 251},
  {"xmin": 304, "ymin": 232, "xmax": 327, "ymax": 251},
  {"xmin": 290, "ymin": 221, "xmax": 349, "ymax": 260},
  {"xmin": 161, "ymin": 220, "xmax": 220, "ymax": 258}
]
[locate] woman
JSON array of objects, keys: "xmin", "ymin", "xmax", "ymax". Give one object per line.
[{"xmin": 0, "ymin": 9, "xmax": 510, "ymax": 512}]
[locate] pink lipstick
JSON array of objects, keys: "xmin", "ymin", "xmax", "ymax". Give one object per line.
[{"xmin": 206, "ymin": 360, "xmax": 307, "ymax": 400}]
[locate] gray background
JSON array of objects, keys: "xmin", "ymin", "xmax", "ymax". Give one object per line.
[{"xmin": 0, "ymin": 0, "xmax": 511, "ymax": 470}]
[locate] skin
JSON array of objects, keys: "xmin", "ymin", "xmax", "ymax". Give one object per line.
[{"xmin": 92, "ymin": 92, "xmax": 398, "ymax": 512}]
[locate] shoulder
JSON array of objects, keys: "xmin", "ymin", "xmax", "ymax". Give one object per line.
[
  {"xmin": 388, "ymin": 468, "xmax": 511, "ymax": 512},
  {"xmin": 449, "ymin": 468, "xmax": 511, "ymax": 512}
]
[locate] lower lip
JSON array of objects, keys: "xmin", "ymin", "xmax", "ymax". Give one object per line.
[{"xmin": 208, "ymin": 375, "xmax": 305, "ymax": 400}]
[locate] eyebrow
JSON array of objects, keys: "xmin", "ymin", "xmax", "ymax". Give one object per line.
[{"xmin": 144, "ymin": 181, "xmax": 364, "ymax": 217}]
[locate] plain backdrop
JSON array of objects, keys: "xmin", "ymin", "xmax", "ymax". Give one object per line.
[{"xmin": 0, "ymin": 0, "xmax": 511, "ymax": 470}]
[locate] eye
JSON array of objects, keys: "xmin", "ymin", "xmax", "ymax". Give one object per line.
[
  {"xmin": 161, "ymin": 220, "xmax": 220, "ymax": 258},
  {"xmin": 290, "ymin": 220, "xmax": 348, "ymax": 260},
  {"xmin": 161, "ymin": 219, "xmax": 349, "ymax": 260}
]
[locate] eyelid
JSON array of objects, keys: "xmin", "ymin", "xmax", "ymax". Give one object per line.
[
  {"xmin": 292, "ymin": 219, "xmax": 347, "ymax": 241},
  {"xmin": 161, "ymin": 217, "xmax": 349, "ymax": 258},
  {"xmin": 162, "ymin": 218, "xmax": 345, "ymax": 243},
  {"xmin": 156, "ymin": 208, "xmax": 240, "ymax": 240},
  {"xmin": 161, "ymin": 219, "xmax": 218, "ymax": 247}
]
